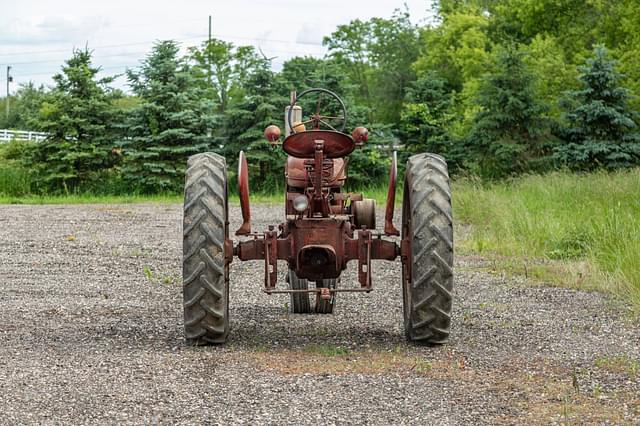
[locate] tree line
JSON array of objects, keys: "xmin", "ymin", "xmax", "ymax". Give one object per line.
[{"xmin": 1, "ymin": 0, "xmax": 639, "ymax": 194}]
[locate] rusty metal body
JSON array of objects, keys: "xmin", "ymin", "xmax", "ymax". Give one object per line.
[{"xmin": 229, "ymin": 89, "xmax": 407, "ymax": 298}]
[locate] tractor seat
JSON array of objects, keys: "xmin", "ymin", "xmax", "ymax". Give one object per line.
[
  {"xmin": 286, "ymin": 157, "xmax": 346, "ymax": 188},
  {"xmin": 283, "ymin": 130, "xmax": 355, "ymax": 159}
]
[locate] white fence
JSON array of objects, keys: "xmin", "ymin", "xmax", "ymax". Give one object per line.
[{"xmin": 0, "ymin": 129, "xmax": 49, "ymax": 143}]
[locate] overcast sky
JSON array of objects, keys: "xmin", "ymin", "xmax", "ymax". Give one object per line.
[{"xmin": 0, "ymin": 0, "xmax": 435, "ymax": 93}]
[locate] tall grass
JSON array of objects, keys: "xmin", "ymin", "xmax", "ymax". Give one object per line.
[
  {"xmin": 0, "ymin": 163, "xmax": 32, "ymax": 196},
  {"xmin": 454, "ymin": 169, "xmax": 640, "ymax": 307}
]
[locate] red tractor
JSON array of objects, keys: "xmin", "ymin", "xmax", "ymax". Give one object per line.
[{"xmin": 182, "ymin": 88, "xmax": 453, "ymax": 345}]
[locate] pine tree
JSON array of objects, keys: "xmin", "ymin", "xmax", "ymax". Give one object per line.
[
  {"xmin": 466, "ymin": 45, "xmax": 551, "ymax": 177},
  {"xmin": 554, "ymin": 45, "xmax": 640, "ymax": 170},
  {"xmin": 121, "ymin": 41, "xmax": 216, "ymax": 193},
  {"xmin": 400, "ymin": 73, "xmax": 454, "ymax": 156},
  {"xmin": 222, "ymin": 62, "xmax": 288, "ymax": 191},
  {"xmin": 29, "ymin": 48, "xmax": 119, "ymax": 191}
]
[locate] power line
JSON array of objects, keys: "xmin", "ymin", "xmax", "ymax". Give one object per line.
[
  {"xmin": 0, "ymin": 32, "xmax": 325, "ymax": 59},
  {"xmin": 211, "ymin": 32, "xmax": 324, "ymax": 47},
  {"xmin": 5, "ymin": 45, "xmax": 325, "ymax": 67},
  {"xmin": 0, "ymin": 34, "xmax": 209, "ymax": 59},
  {"xmin": 4, "ymin": 50, "xmax": 152, "ymax": 66}
]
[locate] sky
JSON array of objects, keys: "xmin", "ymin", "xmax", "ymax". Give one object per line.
[{"xmin": 0, "ymin": 0, "xmax": 435, "ymax": 93}]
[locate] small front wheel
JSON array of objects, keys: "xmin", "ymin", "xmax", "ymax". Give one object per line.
[
  {"xmin": 288, "ymin": 270, "xmax": 338, "ymax": 314},
  {"xmin": 289, "ymin": 269, "xmax": 311, "ymax": 314}
]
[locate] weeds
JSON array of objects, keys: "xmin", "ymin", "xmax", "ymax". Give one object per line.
[
  {"xmin": 303, "ymin": 344, "xmax": 350, "ymax": 357},
  {"xmin": 455, "ymin": 169, "xmax": 640, "ymax": 309},
  {"xmin": 594, "ymin": 355, "xmax": 639, "ymax": 377},
  {"xmin": 142, "ymin": 266, "xmax": 177, "ymax": 285}
]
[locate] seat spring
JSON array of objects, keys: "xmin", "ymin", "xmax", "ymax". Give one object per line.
[{"xmin": 305, "ymin": 160, "xmax": 334, "ymax": 187}]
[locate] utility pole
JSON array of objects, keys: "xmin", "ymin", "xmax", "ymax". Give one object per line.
[
  {"xmin": 5, "ymin": 66, "xmax": 12, "ymax": 121},
  {"xmin": 207, "ymin": 15, "xmax": 213, "ymax": 85}
]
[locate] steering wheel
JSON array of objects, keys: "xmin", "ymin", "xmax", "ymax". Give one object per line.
[{"xmin": 287, "ymin": 88, "xmax": 347, "ymax": 134}]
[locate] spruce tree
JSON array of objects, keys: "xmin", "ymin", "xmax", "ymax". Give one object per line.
[
  {"xmin": 554, "ymin": 45, "xmax": 640, "ymax": 170},
  {"xmin": 29, "ymin": 48, "xmax": 118, "ymax": 191},
  {"xmin": 400, "ymin": 73, "xmax": 454, "ymax": 157},
  {"xmin": 466, "ymin": 45, "xmax": 550, "ymax": 177},
  {"xmin": 121, "ymin": 41, "xmax": 216, "ymax": 193},
  {"xmin": 222, "ymin": 62, "xmax": 287, "ymax": 191}
]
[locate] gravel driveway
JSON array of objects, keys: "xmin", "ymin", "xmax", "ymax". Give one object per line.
[{"xmin": 0, "ymin": 204, "xmax": 638, "ymax": 425}]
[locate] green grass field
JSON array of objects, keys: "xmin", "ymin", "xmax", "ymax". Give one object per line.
[
  {"xmin": 455, "ymin": 169, "xmax": 640, "ymax": 309},
  {"xmin": 1, "ymin": 165, "xmax": 638, "ymax": 308}
]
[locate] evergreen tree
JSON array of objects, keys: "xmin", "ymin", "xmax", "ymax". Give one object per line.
[
  {"xmin": 466, "ymin": 45, "xmax": 551, "ymax": 177},
  {"xmin": 400, "ymin": 73, "xmax": 455, "ymax": 157},
  {"xmin": 122, "ymin": 41, "xmax": 216, "ymax": 193},
  {"xmin": 554, "ymin": 45, "xmax": 640, "ymax": 170},
  {"xmin": 222, "ymin": 61, "xmax": 287, "ymax": 191},
  {"xmin": 29, "ymin": 48, "xmax": 119, "ymax": 191}
]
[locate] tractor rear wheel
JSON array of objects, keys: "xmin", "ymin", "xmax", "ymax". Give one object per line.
[
  {"xmin": 182, "ymin": 152, "xmax": 230, "ymax": 345},
  {"xmin": 402, "ymin": 153, "xmax": 454, "ymax": 344}
]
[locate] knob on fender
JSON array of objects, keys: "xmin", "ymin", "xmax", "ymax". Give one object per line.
[
  {"xmin": 352, "ymin": 127, "xmax": 368, "ymax": 145},
  {"xmin": 264, "ymin": 125, "xmax": 281, "ymax": 145}
]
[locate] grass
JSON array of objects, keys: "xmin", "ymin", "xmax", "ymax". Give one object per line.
[
  {"xmin": 0, "ymin": 184, "xmax": 396, "ymax": 205},
  {"xmin": 594, "ymin": 355, "xmax": 639, "ymax": 377},
  {"xmin": 303, "ymin": 344, "xmax": 350, "ymax": 357},
  {"xmin": 453, "ymin": 169, "xmax": 640, "ymax": 308},
  {"xmin": 0, "ymin": 193, "xmax": 183, "ymax": 204},
  {"xmin": 0, "ymin": 162, "xmax": 32, "ymax": 197}
]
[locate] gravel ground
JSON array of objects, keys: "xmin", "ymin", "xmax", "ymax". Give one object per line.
[{"xmin": 0, "ymin": 203, "xmax": 638, "ymax": 425}]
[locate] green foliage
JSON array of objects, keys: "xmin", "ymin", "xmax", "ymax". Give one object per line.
[
  {"xmin": 400, "ymin": 73, "xmax": 456, "ymax": 159},
  {"xmin": 222, "ymin": 62, "xmax": 288, "ymax": 192},
  {"xmin": 522, "ymin": 35, "xmax": 578, "ymax": 119},
  {"xmin": 414, "ymin": 7, "xmax": 491, "ymax": 92},
  {"xmin": 347, "ymin": 143, "xmax": 392, "ymax": 189},
  {"xmin": 554, "ymin": 46, "xmax": 640, "ymax": 170},
  {"xmin": 121, "ymin": 41, "xmax": 216, "ymax": 193},
  {"xmin": 466, "ymin": 45, "xmax": 552, "ymax": 177},
  {"xmin": 0, "ymin": 82, "xmax": 48, "ymax": 130},
  {"xmin": 27, "ymin": 48, "xmax": 120, "ymax": 192},
  {"xmin": 324, "ymin": 8, "xmax": 420, "ymax": 123},
  {"xmin": 0, "ymin": 140, "xmax": 34, "ymax": 196},
  {"xmin": 188, "ymin": 39, "xmax": 262, "ymax": 113}
]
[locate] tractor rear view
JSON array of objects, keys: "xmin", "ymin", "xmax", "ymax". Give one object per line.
[{"xmin": 182, "ymin": 88, "xmax": 453, "ymax": 344}]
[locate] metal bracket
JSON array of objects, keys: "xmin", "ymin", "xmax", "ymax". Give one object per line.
[
  {"xmin": 400, "ymin": 238, "xmax": 412, "ymax": 284},
  {"xmin": 264, "ymin": 227, "xmax": 278, "ymax": 291},
  {"xmin": 357, "ymin": 228, "xmax": 372, "ymax": 290}
]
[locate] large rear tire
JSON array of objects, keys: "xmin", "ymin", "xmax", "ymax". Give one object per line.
[
  {"xmin": 183, "ymin": 153, "xmax": 230, "ymax": 345},
  {"xmin": 402, "ymin": 153, "xmax": 454, "ymax": 344}
]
